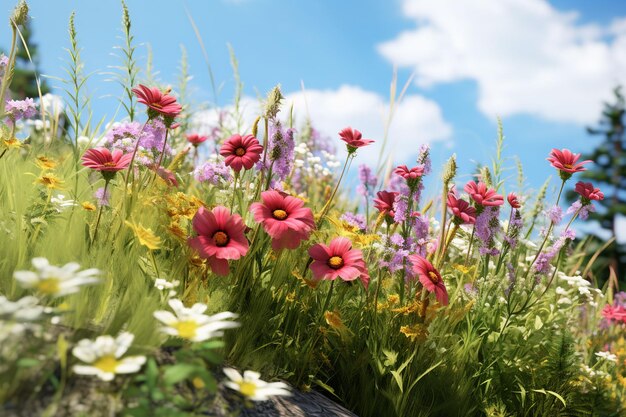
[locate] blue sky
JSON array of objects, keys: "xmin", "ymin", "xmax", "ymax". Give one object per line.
[{"xmin": 2, "ymin": 0, "xmax": 626, "ymax": 226}]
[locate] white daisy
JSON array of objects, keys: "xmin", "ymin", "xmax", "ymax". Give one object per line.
[
  {"xmin": 153, "ymin": 299, "xmax": 239, "ymax": 342},
  {"xmin": 595, "ymin": 351, "xmax": 618, "ymax": 363},
  {"xmin": 223, "ymin": 368, "xmax": 291, "ymax": 401},
  {"xmin": 14, "ymin": 257, "xmax": 100, "ymax": 297},
  {"xmin": 154, "ymin": 278, "xmax": 180, "ymax": 298},
  {"xmin": 72, "ymin": 332, "xmax": 146, "ymax": 381},
  {"xmin": 0, "ymin": 295, "xmax": 44, "ymax": 321}
]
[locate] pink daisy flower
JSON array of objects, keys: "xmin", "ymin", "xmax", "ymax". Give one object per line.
[
  {"xmin": 394, "ymin": 165, "xmax": 425, "ymax": 181},
  {"xmin": 507, "ymin": 193, "xmax": 521, "ymax": 209},
  {"xmin": 447, "ymin": 193, "xmax": 476, "ymax": 224},
  {"xmin": 373, "ymin": 190, "xmax": 398, "ymax": 220},
  {"xmin": 250, "ymin": 190, "xmax": 315, "ymax": 251},
  {"xmin": 409, "ymin": 255, "xmax": 449, "ymax": 306},
  {"xmin": 188, "ymin": 206, "xmax": 249, "ymax": 276},
  {"xmin": 464, "ymin": 181, "xmax": 504, "ymax": 207},
  {"xmin": 574, "ymin": 181, "xmax": 604, "ymax": 203},
  {"xmin": 338, "ymin": 127, "xmax": 374, "ymax": 153},
  {"xmin": 308, "ymin": 237, "xmax": 369, "ymax": 288},
  {"xmin": 132, "ymin": 84, "xmax": 182, "ymax": 119},
  {"xmin": 186, "ymin": 133, "xmax": 208, "ymax": 147},
  {"xmin": 219, "ymin": 134, "xmax": 263, "ymax": 172},
  {"xmin": 547, "ymin": 148, "xmax": 591, "ymax": 180},
  {"xmin": 82, "ymin": 148, "xmax": 132, "ymax": 180}
]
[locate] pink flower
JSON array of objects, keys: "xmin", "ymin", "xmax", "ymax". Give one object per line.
[
  {"xmin": 409, "ymin": 255, "xmax": 448, "ymax": 306},
  {"xmin": 574, "ymin": 181, "xmax": 604, "ymax": 203},
  {"xmin": 188, "ymin": 206, "xmax": 249, "ymax": 276},
  {"xmin": 338, "ymin": 127, "xmax": 374, "ymax": 153},
  {"xmin": 132, "ymin": 84, "xmax": 182, "ymax": 119},
  {"xmin": 186, "ymin": 133, "xmax": 208, "ymax": 146},
  {"xmin": 373, "ymin": 190, "xmax": 398, "ymax": 220},
  {"xmin": 308, "ymin": 237, "xmax": 369, "ymax": 288},
  {"xmin": 250, "ymin": 190, "xmax": 315, "ymax": 251},
  {"xmin": 547, "ymin": 148, "xmax": 591, "ymax": 179},
  {"xmin": 464, "ymin": 181, "xmax": 504, "ymax": 207},
  {"xmin": 447, "ymin": 193, "xmax": 476, "ymax": 224},
  {"xmin": 602, "ymin": 304, "xmax": 626, "ymax": 323},
  {"xmin": 394, "ymin": 165, "xmax": 425, "ymax": 183},
  {"xmin": 82, "ymin": 148, "xmax": 132, "ymax": 180},
  {"xmin": 507, "ymin": 193, "xmax": 521, "ymax": 209},
  {"xmin": 219, "ymin": 134, "xmax": 263, "ymax": 172}
]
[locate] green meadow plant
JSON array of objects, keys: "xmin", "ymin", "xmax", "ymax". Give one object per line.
[{"xmin": 0, "ymin": 2, "xmax": 625, "ymax": 417}]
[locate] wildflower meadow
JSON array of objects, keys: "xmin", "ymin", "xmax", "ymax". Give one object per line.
[{"xmin": 0, "ymin": 1, "xmax": 625, "ymax": 416}]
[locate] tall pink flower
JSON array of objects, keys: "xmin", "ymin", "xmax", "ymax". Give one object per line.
[
  {"xmin": 132, "ymin": 84, "xmax": 182, "ymax": 119},
  {"xmin": 308, "ymin": 237, "xmax": 369, "ymax": 288},
  {"xmin": 188, "ymin": 206, "xmax": 249, "ymax": 276},
  {"xmin": 409, "ymin": 255, "xmax": 448, "ymax": 306},
  {"xmin": 547, "ymin": 148, "xmax": 591, "ymax": 180},
  {"xmin": 574, "ymin": 181, "xmax": 604, "ymax": 203},
  {"xmin": 338, "ymin": 127, "xmax": 374, "ymax": 153},
  {"xmin": 250, "ymin": 190, "xmax": 315, "ymax": 250},
  {"xmin": 447, "ymin": 193, "xmax": 476, "ymax": 224},
  {"xmin": 464, "ymin": 181, "xmax": 504, "ymax": 207},
  {"xmin": 186, "ymin": 133, "xmax": 208, "ymax": 147},
  {"xmin": 507, "ymin": 193, "xmax": 521, "ymax": 209},
  {"xmin": 220, "ymin": 134, "xmax": 263, "ymax": 172},
  {"xmin": 82, "ymin": 148, "xmax": 132, "ymax": 180},
  {"xmin": 373, "ymin": 190, "xmax": 398, "ymax": 220}
]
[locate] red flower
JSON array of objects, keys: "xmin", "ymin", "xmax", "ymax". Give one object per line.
[
  {"xmin": 447, "ymin": 193, "xmax": 476, "ymax": 224},
  {"xmin": 574, "ymin": 181, "xmax": 604, "ymax": 203},
  {"xmin": 338, "ymin": 127, "xmax": 374, "ymax": 152},
  {"xmin": 219, "ymin": 134, "xmax": 263, "ymax": 172},
  {"xmin": 373, "ymin": 190, "xmax": 398, "ymax": 220},
  {"xmin": 132, "ymin": 84, "xmax": 182, "ymax": 119},
  {"xmin": 507, "ymin": 193, "xmax": 521, "ymax": 209},
  {"xmin": 186, "ymin": 133, "xmax": 208, "ymax": 146},
  {"xmin": 82, "ymin": 148, "xmax": 132, "ymax": 180},
  {"xmin": 464, "ymin": 181, "xmax": 504, "ymax": 207},
  {"xmin": 250, "ymin": 190, "xmax": 315, "ymax": 251},
  {"xmin": 308, "ymin": 237, "xmax": 369, "ymax": 288},
  {"xmin": 394, "ymin": 165, "xmax": 425, "ymax": 181},
  {"xmin": 547, "ymin": 148, "xmax": 591, "ymax": 179},
  {"xmin": 152, "ymin": 166, "xmax": 178, "ymax": 187},
  {"xmin": 409, "ymin": 255, "xmax": 449, "ymax": 306},
  {"xmin": 188, "ymin": 206, "xmax": 249, "ymax": 276},
  {"xmin": 602, "ymin": 304, "xmax": 626, "ymax": 323}
]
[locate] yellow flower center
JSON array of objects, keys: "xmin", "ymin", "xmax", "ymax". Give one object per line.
[
  {"xmin": 328, "ymin": 256, "xmax": 344, "ymax": 269},
  {"xmin": 103, "ymin": 161, "xmax": 118, "ymax": 167},
  {"xmin": 175, "ymin": 320, "xmax": 198, "ymax": 339},
  {"xmin": 563, "ymin": 163, "xmax": 573, "ymax": 169},
  {"xmin": 428, "ymin": 271, "xmax": 439, "ymax": 283},
  {"xmin": 238, "ymin": 381, "xmax": 257, "ymax": 398},
  {"xmin": 213, "ymin": 231, "xmax": 229, "ymax": 247},
  {"xmin": 235, "ymin": 147, "xmax": 246, "ymax": 156},
  {"xmin": 36, "ymin": 278, "xmax": 61, "ymax": 295},
  {"xmin": 272, "ymin": 209, "xmax": 288, "ymax": 220},
  {"xmin": 93, "ymin": 355, "xmax": 119, "ymax": 374}
]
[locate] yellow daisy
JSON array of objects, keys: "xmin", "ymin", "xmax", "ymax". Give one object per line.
[{"xmin": 125, "ymin": 221, "xmax": 161, "ymax": 250}]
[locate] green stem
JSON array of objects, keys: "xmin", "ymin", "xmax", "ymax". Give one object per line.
[
  {"xmin": 318, "ymin": 153, "xmax": 352, "ymax": 223},
  {"xmin": 91, "ymin": 179, "xmax": 110, "ymax": 245},
  {"xmin": 0, "ymin": 22, "xmax": 17, "ymax": 115}
]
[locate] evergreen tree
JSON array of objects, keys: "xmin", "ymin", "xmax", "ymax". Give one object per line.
[
  {"xmin": 5, "ymin": 19, "xmax": 50, "ymax": 99},
  {"xmin": 568, "ymin": 87, "xmax": 626, "ymax": 283}
]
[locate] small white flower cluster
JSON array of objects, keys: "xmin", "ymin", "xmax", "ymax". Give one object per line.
[
  {"xmin": 50, "ymin": 194, "xmax": 77, "ymax": 212},
  {"xmin": 154, "ymin": 278, "xmax": 180, "ymax": 298},
  {"xmin": 223, "ymin": 368, "xmax": 291, "ymax": 401},
  {"xmin": 293, "ymin": 143, "xmax": 340, "ymax": 178},
  {"xmin": 595, "ymin": 351, "xmax": 618, "ymax": 364},
  {"xmin": 0, "ymin": 295, "xmax": 45, "ymax": 344},
  {"xmin": 556, "ymin": 272, "xmax": 602, "ymax": 306},
  {"xmin": 13, "ymin": 257, "xmax": 100, "ymax": 298}
]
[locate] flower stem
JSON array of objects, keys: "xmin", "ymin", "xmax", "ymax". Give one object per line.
[
  {"xmin": 318, "ymin": 153, "xmax": 351, "ymax": 223},
  {"xmin": 0, "ymin": 22, "xmax": 17, "ymax": 115},
  {"xmin": 92, "ymin": 179, "xmax": 110, "ymax": 245},
  {"xmin": 151, "ymin": 127, "xmax": 170, "ymax": 183}
]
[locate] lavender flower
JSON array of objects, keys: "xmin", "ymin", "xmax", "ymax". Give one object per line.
[
  {"xmin": 533, "ymin": 229, "xmax": 576, "ymax": 275},
  {"xmin": 340, "ymin": 212, "xmax": 367, "ymax": 232},
  {"xmin": 504, "ymin": 209, "xmax": 523, "ymax": 249},
  {"xmin": 105, "ymin": 121, "xmax": 143, "ymax": 153},
  {"xmin": 95, "ymin": 187, "xmax": 111, "ymax": 207},
  {"xmin": 193, "ymin": 160, "xmax": 231, "ymax": 185},
  {"xmin": 0, "ymin": 54, "xmax": 8, "ymax": 78},
  {"xmin": 357, "ymin": 164, "xmax": 377, "ymax": 197},
  {"xmin": 547, "ymin": 205, "xmax": 563, "ymax": 225},
  {"xmin": 476, "ymin": 206, "xmax": 501, "ymax": 256},
  {"xmin": 259, "ymin": 120, "xmax": 295, "ymax": 182},
  {"xmin": 393, "ymin": 192, "xmax": 409, "ymax": 223},
  {"xmin": 5, "ymin": 98, "xmax": 37, "ymax": 121},
  {"xmin": 417, "ymin": 144, "xmax": 431, "ymax": 176},
  {"xmin": 567, "ymin": 200, "xmax": 595, "ymax": 220}
]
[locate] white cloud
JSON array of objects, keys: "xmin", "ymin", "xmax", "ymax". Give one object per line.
[
  {"xmin": 378, "ymin": 0, "xmax": 626, "ymax": 124},
  {"xmin": 191, "ymin": 84, "xmax": 452, "ymax": 167}
]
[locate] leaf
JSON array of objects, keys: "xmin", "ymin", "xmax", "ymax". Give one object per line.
[
  {"xmin": 17, "ymin": 358, "xmax": 40, "ymax": 368},
  {"xmin": 534, "ymin": 315, "xmax": 543, "ymax": 330},
  {"xmin": 390, "ymin": 370, "xmax": 403, "ymax": 393},
  {"xmin": 532, "ymin": 388, "xmax": 567, "ymax": 407},
  {"xmin": 163, "ymin": 363, "xmax": 198, "ymax": 386},
  {"xmin": 57, "ymin": 334, "xmax": 68, "ymax": 369}
]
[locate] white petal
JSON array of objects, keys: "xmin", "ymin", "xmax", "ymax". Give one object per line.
[
  {"xmin": 13, "ymin": 271, "xmax": 39, "ymax": 285},
  {"xmin": 31, "ymin": 258, "xmax": 49, "ymax": 270},
  {"xmin": 115, "ymin": 356, "xmax": 146, "ymax": 373},
  {"xmin": 189, "ymin": 303, "xmax": 208, "ymax": 315},
  {"xmin": 168, "ymin": 299, "xmax": 185, "ymax": 315},
  {"xmin": 73, "ymin": 365, "xmax": 99, "ymax": 375},
  {"xmin": 223, "ymin": 367, "xmax": 243, "ymax": 383},
  {"xmin": 114, "ymin": 332, "xmax": 134, "ymax": 357},
  {"xmin": 153, "ymin": 311, "xmax": 178, "ymax": 326},
  {"xmin": 242, "ymin": 370, "xmax": 262, "ymax": 381}
]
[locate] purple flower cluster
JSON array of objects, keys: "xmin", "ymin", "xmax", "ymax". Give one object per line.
[
  {"xmin": 5, "ymin": 98, "xmax": 37, "ymax": 121},
  {"xmin": 378, "ymin": 233, "xmax": 414, "ymax": 280},
  {"xmin": 340, "ymin": 212, "xmax": 367, "ymax": 232},
  {"xmin": 357, "ymin": 164, "xmax": 377, "ymax": 197},
  {"xmin": 476, "ymin": 206, "xmax": 501, "ymax": 256},
  {"xmin": 547, "ymin": 205, "xmax": 563, "ymax": 225},
  {"xmin": 106, "ymin": 121, "xmax": 143, "ymax": 153},
  {"xmin": 533, "ymin": 229, "xmax": 576, "ymax": 275},
  {"xmin": 136, "ymin": 118, "xmax": 171, "ymax": 166},
  {"xmin": 567, "ymin": 200, "xmax": 595, "ymax": 220},
  {"xmin": 95, "ymin": 187, "xmax": 111, "ymax": 207},
  {"xmin": 0, "ymin": 54, "xmax": 8, "ymax": 78},
  {"xmin": 193, "ymin": 160, "xmax": 231, "ymax": 185},
  {"xmin": 417, "ymin": 144, "xmax": 432, "ymax": 176},
  {"xmin": 504, "ymin": 209, "xmax": 523, "ymax": 249},
  {"xmin": 261, "ymin": 120, "xmax": 295, "ymax": 182}
]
